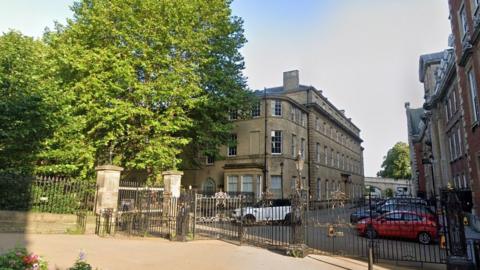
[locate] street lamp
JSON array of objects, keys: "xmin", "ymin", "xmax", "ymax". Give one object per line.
[
  {"xmin": 280, "ymin": 161, "xmax": 284, "ymax": 199},
  {"xmin": 295, "ymin": 151, "xmax": 304, "ymax": 193}
]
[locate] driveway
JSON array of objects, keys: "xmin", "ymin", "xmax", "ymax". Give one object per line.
[{"xmin": 0, "ymin": 233, "xmax": 442, "ymax": 270}]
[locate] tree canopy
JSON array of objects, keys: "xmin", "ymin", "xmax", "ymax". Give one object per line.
[
  {"xmin": 0, "ymin": 0, "xmax": 253, "ymax": 180},
  {"xmin": 377, "ymin": 142, "xmax": 412, "ymax": 179}
]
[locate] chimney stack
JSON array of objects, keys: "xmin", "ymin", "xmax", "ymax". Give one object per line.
[{"xmin": 283, "ymin": 70, "xmax": 299, "ymax": 91}]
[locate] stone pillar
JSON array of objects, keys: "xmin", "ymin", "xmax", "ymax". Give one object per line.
[
  {"xmin": 163, "ymin": 171, "xmax": 183, "ymax": 198},
  {"xmin": 95, "ymin": 165, "xmax": 123, "ymax": 214}
]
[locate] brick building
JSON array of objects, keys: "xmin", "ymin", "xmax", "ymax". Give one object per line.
[
  {"xmin": 447, "ymin": 0, "xmax": 480, "ymax": 215},
  {"xmin": 183, "ymin": 70, "xmax": 365, "ymax": 201}
]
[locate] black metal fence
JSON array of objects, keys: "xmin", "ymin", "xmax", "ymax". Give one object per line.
[
  {"xmin": 0, "ymin": 174, "xmax": 96, "ymax": 214},
  {"xmin": 96, "ymin": 187, "xmax": 478, "ymax": 266}
]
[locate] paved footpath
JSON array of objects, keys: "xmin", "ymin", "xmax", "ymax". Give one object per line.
[{"xmin": 0, "ymin": 233, "xmax": 443, "ymax": 270}]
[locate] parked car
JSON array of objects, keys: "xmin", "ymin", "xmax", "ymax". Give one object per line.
[
  {"xmin": 356, "ymin": 211, "xmax": 438, "ymax": 244},
  {"xmin": 350, "ymin": 207, "xmax": 380, "ymax": 223},
  {"xmin": 383, "ymin": 197, "xmax": 427, "ymax": 206},
  {"xmin": 376, "ymin": 202, "xmax": 436, "ymax": 222},
  {"xmin": 232, "ymin": 199, "xmax": 291, "ymax": 225}
]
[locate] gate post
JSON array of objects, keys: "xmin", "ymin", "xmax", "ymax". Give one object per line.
[
  {"xmin": 287, "ymin": 191, "xmax": 307, "ymax": 258},
  {"xmin": 175, "ymin": 191, "xmax": 192, "ymax": 241},
  {"xmin": 442, "ymin": 189, "xmax": 475, "ymax": 270},
  {"xmin": 94, "ymin": 165, "xmax": 123, "ymax": 235}
]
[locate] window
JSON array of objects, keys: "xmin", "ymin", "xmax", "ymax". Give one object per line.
[
  {"xmin": 271, "ymin": 130, "xmax": 282, "ymax": 154},
  {"xmin": 457, "ymin": 129, "xmax": 463, "ymax": 156},
  {"xmin": 324, "ymin": 146, "xmax": 328, "ymax": 164},
  {"xmin": 325, "ymin": 180, "xmax": 329, "ymax": 200},
  {"xmin": 227, "ymin": 176, "xmax": 238, "ymax": 192},
  {"xmin": 449, "ymin": 135, "xmax": 454, "ymax": 161},
  {"xmin": 271, "ymin": 176, "xmax": 282, "ymax": 199},
  {"xmin": 403, "ymin": 214, "xmax": 421, "ymax": 221},
  {"xmin": 331, "ymin": 148, "xmax": 335, "ymax": 166},
  {"xmin": 452, "ymin": 89, "xmax": 457, "ymax": 113},
  {"xmin": 203, "ymin": 178, "xmax": 216, "ymax": 195},
  {"xmin": 229, "ymin": 109, "xmax": 238, "ymax": 120},
  {"xmin": 206, "ymin": 155, "xmax": 214, "ymax": 165},
  {"xmin": 228, "ymin": 134, "xmax": 237, "ymax": 156},
  {"xmin": 256, "ymin": 176, "xmax": 262, "ymax": 198},
  {"xmin": 292, "ymin": 134, "xmax": 297, "ymax": 157},
  {"xmin": 463, "ymin": 174, "xmax": 468, "ymax": 188},
  {"xmin": 316, "ymin": 143, "xmax": 321, "ymax": 162},
  {"xmin": 290, "ymin": 106, "xmax": 296, "ymax": 121},
  {"xmin": 315, "ymin": 117, "xmax": 320, "ymax": 131},
  {"xmin": 323, "ymin": 122, "xmax": 327, "ymax": 134},
  {"xmin": 251, "ymin": 103, "xmax": 260, "ymax": 117},
  {"xmin": 242, "ymin": 175, "xmax": 253, "ymax": 193},
  {"xmin": 445, "ymin": 101, "xmax": 450, "ymax": 121},
  {"xmin": 460, "ymin": 5, "xmax": 468, "ymax": 38},
  {"xmin": 316, "ymin": 178, "xmax": 321, "ymax": 200},
  {"xmin": 337, "ymin": 152, "xmax": 340, "ymax": 168},
  {"xmin": 290, "ymin": 176, "xmax": 297, "ymax": 193},
  {"xmin": 473, "ymin": 0, "xmax": 480, "ymax": 15},
  {"xmin": 385, "ymin": 212, "xmax": 403, "ymax": 221},
  {"xmin": 272, "ymin": 100, "xmax": 282, "ymax": 116},
  {"xmin": 448, "ymin": 95, "xmax": 453, "ymax": 118},
  {"xmin": 453, "ymin": 132, "xmax": 458, "ymax": 159},
  {"xmin": 301, "ymin": 113, "xmax": 307, "ymax": 127},
  {"xmin": 342, "ymin": 154, "xmax": 345, "ymax": 169},
  {"xmin": 468, "ymin": 69, "xmax": 480, "ymax": 123},
  {"xmin": 300, "ymin": 138, "xmax": 306, "ymax": 159}
]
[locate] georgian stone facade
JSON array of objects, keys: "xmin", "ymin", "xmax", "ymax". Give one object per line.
[{"xmin": 183, "ymin": 71, "xmax": 365, "ymax": 201}]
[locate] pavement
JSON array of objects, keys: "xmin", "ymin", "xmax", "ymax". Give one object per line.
[{"xmin": 0, "ymin": 233, "xmax": 445, "ymax": 270}]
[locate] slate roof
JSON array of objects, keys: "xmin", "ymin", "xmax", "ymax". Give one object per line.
[
  {"xmin": 406, "ymin": 107, "xmax": 425, "ymax": 136},
  {"xmin": 253, "ymin": 84, "xmax": 311, "ymax": 96},
  {"xmin": 419, "ymin": 51, "xmax": 444, "ymax": 83}
]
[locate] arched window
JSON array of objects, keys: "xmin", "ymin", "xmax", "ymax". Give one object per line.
[{"xmin": 203, "ymin": 178, "xmax": 216, "ymax": 196}]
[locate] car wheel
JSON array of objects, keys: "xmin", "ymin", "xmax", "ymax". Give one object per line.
[
  {"xmin": 418, "ymin": 232, "xmax": 431, "ymax": 245},
  {"xmin": 283, "ymin": 213, "xmax": 291, "ymax": 225},
  {"xmin": 366, "ymin": 228, "xmax": 377, "ymax": 239},
  {"xmin": 243, "ymin": 214, "xmax": 255, "ymax": 226}
]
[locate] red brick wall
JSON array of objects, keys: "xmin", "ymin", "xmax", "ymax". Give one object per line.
[
  {"xmin": 449, "ymin": 0, "xmax": 480, "ymax": 214},
  {"xmin": 414, "ymin": 142, "xmax": 426, "ymax": 196}
]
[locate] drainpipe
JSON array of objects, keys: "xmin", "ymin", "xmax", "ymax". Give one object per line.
[
  {"xmin": 307, "ymin": 88, "xmax": 312, "ymax": 207},
  {"xmin": 264, "ymin": 88, "xmax": 268, "ymax": 195}
]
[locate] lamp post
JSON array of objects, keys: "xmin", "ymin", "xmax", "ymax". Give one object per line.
[{"xmin": 280, "ymin": 162, "xmax": 284, "ymax": 199}]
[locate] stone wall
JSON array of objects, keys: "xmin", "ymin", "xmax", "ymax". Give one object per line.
[{"xmin": 0, "ymin": 210, "xmax": 96, "ymax": 234}]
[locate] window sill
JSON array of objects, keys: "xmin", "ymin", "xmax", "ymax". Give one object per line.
[{"xmin": 272, "ymin": 153, "xmax": 282, "ymax": 155}]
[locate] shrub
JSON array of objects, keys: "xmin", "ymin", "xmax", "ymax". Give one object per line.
[
  {"xmin": 69, "ymin": 251, "xmax": 93, "ymax": 270},
  {"xmin": 0, "ymin": 247, "xmax": 48, "ymax": 270}
]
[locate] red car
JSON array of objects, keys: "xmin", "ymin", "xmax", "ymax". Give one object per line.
[{"xmin": 356, "ymin": 211, "xmax": 437, "ymax": 244}]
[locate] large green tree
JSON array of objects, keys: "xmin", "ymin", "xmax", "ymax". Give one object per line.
[
  {"xmin": 0, "ymin": 31, "xmax": 56, "ymax": 174},
  {"xmin": 41, "ymin": 0, "xmax": 252, "ymax": 179},
  {"xmin": 377, "ymin": 142, "xmax": 412, "ymax": 179}
]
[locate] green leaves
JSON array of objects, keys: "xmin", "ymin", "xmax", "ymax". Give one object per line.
[
  {"xmin": 377, "ymin": 142, "xmax": 412, "ymax": 179},
  {"xmin": 0, "ymin": 0, "xmax": 252, "ymax": 180}
]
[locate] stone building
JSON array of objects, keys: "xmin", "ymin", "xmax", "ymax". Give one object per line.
[
  {"xmin": 183, "ymin": 70, "xmax": 365, "ymax": 201},
  {"xmin": 405, "ymin": 103, "xmax": 427, "ymax": 197},
  {"xmin": 409, "ymin": 48, "xmax": 470, "ymax": 201},
  {"xmin": 364, "ymin": 177, "xmax": 413, "ymax": 198}
]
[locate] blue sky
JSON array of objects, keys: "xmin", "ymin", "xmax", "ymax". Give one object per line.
[{"xmin": 0, "ymin": 0, "xmax": 451, "ymax": 176}]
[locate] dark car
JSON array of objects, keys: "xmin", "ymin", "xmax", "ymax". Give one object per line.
[
  {"xmin": 350, "ymin": 207, "xmax": 380, "ymax": 223},
  {"xmin": 383, "ymin": 197, "xmax": 427, "ymax": 206}
]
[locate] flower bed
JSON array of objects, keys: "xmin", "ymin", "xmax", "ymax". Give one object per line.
[{"xmin": 0, "ymin": 248, "xmax": 94, "ymax": 270}]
